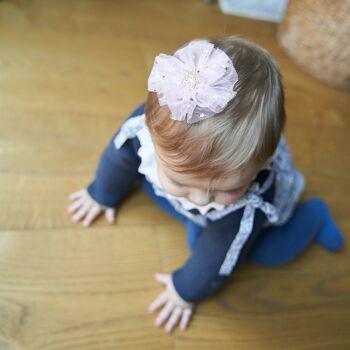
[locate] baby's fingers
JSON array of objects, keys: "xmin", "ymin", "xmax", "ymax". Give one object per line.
[
  {"xmin": 165, "ymin": 306, "xmax": 182, "ymax": 333},
  {"xmin": 179, "ymin": 308, "xmax": 192, "ymax": 331},
  {"xmin": 72, "ymin": 201, "xmax": 92, "ymax": 223},
  {"xmin": 67, "ymin": 197, "xmax": 86, "ymax": 214},
  {"xmin": 105, "ymin": 208, "xmax": 116, "ymax": 223},
  {"xmin": 149, "ymin": 291, "xmax": 168, "ymax": 313},
  {"xmin": 155, "ymin": 301, "xmax": 174, "ymax": 327},
  {"xmin": 68, "ymin": 189, "xmax": 86, "ymax": 201},
  {"xmin": 82, "ymin": 204, "xmax": 103, "ymax": 227}
]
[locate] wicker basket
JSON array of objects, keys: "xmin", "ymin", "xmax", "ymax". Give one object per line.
[{"xmin": 277, "ymin": 0, "xmax": 350, "ymax": 90}]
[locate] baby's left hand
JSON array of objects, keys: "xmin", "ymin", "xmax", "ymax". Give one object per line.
[{"xmin": 148, "ymin": 273, "xmax": 194, "ymax": 333}]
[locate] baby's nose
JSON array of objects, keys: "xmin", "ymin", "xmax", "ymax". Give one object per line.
[{"xmin": 188, "ymin": 189, "xmax": 211, "ymax": 206}]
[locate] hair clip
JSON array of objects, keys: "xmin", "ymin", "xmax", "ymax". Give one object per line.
[{"xmin": 148, "ymin": 40, "xmax": 238, "ymax": 123}]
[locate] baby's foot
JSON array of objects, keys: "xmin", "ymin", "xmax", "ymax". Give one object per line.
[{"xmin": 311, "ymin": 198, "xmax": 345, "ymax": 252}]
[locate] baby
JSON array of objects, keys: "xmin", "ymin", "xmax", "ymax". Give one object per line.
[{"xmin": 67, "ymin": 37, "xmax": 345, "ymax": 333}]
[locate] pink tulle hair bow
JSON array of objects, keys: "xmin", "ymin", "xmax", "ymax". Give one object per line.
[{"xmin": 147, "ymin": 40, "xmax": 238, "ymax": 124}]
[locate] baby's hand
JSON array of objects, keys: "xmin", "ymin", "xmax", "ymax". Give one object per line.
[
  {"xmin": 67, "ymin": 189, "xmax": 115, "ymax": 226},
  {"xmin": 149, "ymin": 273, "xmax": 194, "ymax": 333}
]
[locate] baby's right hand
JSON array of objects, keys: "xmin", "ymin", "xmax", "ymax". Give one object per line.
[{"xmin": 67, "ymin": 189, "xmax": 116, "ymax": 226}]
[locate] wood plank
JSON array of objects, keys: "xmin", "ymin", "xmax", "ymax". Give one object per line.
[{"xmin": 0, "ymin": 0, "xmax": 349, "ymax": 348}]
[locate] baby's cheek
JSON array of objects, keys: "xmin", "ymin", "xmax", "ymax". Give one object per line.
[
  {"xmin": 162, "ymin": 184, "xmax": 188, "ymax": 197},
  {"xmin": 158, "ymin": 176, "xmax": 187, "ymax": 197},
  {"xmin": 214, "ymin": 191, "xmax": 244, "ymax": 205}
]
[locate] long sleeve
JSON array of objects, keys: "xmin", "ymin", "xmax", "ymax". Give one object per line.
[
  {"xmin": 172, "ymin": 172, "xmax": 275, "ymax": 303},
  {"xmin": 87, "ymin": 136, "xmax": 141, "ymax": 208},
  {"xmin": 87, "ymin": 104, "xmax": 145, "ymax": 208}
]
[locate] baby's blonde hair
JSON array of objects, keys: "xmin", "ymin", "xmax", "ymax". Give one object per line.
[{"xmin": 145, "ymin": 36, "xmax": 285, "ymax": 182}]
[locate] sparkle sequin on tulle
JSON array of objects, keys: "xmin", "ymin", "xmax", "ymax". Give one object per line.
[
  {"xmin": 148, "ymin": 40, "xmax": 238, "ymax": 123},
  {"xmin": 182, "ymin": 70, "xmax": 200, "ymax": 88}
]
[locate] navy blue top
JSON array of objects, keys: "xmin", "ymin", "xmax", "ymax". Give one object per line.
[{"xmin": 87, "ymin": 103, "xmax": 276, "ymax": 303}]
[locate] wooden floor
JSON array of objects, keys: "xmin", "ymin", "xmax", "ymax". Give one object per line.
[{"xmin": 0, "ymin": 0, "xmax": 349, "ymax": 349}]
